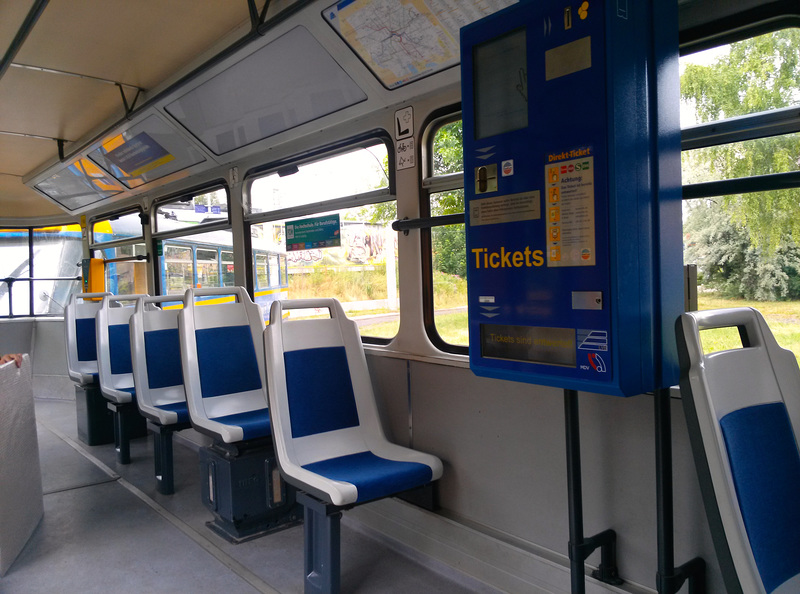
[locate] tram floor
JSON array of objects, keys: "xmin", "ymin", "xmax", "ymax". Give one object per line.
[{"xmin": 2, "ymin": 398, "xmax": 500, "ymax": 594}]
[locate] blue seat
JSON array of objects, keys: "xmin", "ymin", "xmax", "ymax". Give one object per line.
[
  {"xmin": 96, "ymin": 294, "xmax": 149, "ymax": 464},
  {"xmin": 130, "ymin": 295, "xmax": 191, "ymax": 494},
  {"xmin": 676, "ymin": 308, "xmax": 800, "ymax": 594},
  {"xmin": 178, "ymin": 287, "xmax": 269, "ymax": 444},
  {"xmin": 64, "ymin": 292, "xmax": 110, "ymax": 385},
  {"xmin": 264, "ymin": 298, "xmax": 443, "ymax": 592}
]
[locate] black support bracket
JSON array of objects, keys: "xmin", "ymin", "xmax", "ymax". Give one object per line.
[
  {"xmin": 117, "ymin": 82, "xmax": 142, "ymax": 118},
  {"xmin": 248, "ymin": 0, "xmax": 271, "ymax": 32}
]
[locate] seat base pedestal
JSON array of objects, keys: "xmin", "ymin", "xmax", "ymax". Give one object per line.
[
  {"xmin": 298, "ymin": 492, "xmax": 343, "ymax": 594},
  {"xmin": 75, "ymin": 383, "xmax": 114, "ymax": 446},
  {"xmin": 106, "ymin": 401, "xmax": 147, "ymax": 464},
  {"xmin": 148, "ymin": 420, "xmax": 192, "ymax": 495},
  {"xmin": 199, "ymin": 442, "xmax": 302, "ymax": 543}
]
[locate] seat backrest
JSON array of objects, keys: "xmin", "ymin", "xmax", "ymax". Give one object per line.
[
  {"xmin": 676, "ymin": 307, "xmax": 800, "ymax": 594},
  {"xmin": 64, "ymin": 292, "xmax": 111, "ymax": 384},
  {"xmin": 178, "ymin": 287, "xmax": 268, "ymax": 443},
  {"xmin": 130, "ymin": 295, "xmax": 186, "ymax": 424},
  {"xmin": 96, "ymin": 294, "xmax": 147, "ymax": 400},
  {"xmin": 264, "ymin": 299, "xmax": 412, "ymax": 490}
]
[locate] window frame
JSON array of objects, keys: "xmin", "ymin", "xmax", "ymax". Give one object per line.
[
  {"xmin": 151, "ymin": 182, "xmax": 233, "ymax": 297},
  {"xmin": 244, "ymin": 133, "xmax": 396, "ymax": 344},
  {"xmin": 420, "ymin": 108, "xmax": 468, "ymax": 355},
  {"xmin": 89, "ymin": 207, "xmax": 144, "ymax": 249},
  {"xmin": 0, "ymin": 226, "xmax": 83, "ymax": 318}
]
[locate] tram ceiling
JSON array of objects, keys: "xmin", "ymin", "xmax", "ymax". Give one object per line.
[
  {"xmin": 0, "ymin": 0, "xmax": 792, "ymax": 221},
  {"xmin": 0, "ymin": 0, "xmax": 292, "ymax": 220}
]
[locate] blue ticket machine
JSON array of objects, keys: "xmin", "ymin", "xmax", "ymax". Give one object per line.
[{"xmin": 461, "ymin": 0, "xmax": 682, "ymax": 397}]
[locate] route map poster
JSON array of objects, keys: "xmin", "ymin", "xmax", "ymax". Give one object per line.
[{"xmin": 324, "ymin": 0, "xmax": 517, "ymax": 88}]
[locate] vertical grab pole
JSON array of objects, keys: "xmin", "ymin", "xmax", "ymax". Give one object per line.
[
  {"xmin": 655, "ymin": 387, "xmax": 706, "ymax": 594},
  {"xmin": 656, "ymin": 388, "xmax": 675, "ymax": 584},
  {"xmin": 565, "ymin": 388, "xmax": 586, "ymax": 594},
  {"xmin": 565, "ymin": 388, "xmax": 623, "ymax": 594}
]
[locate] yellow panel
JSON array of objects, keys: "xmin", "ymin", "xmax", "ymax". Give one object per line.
[{"xmin": 86, "ymin": 258, "xmax": 105, "ymax": 293}]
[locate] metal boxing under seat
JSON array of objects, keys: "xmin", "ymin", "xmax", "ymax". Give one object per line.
[
  {"xmin": 130, "ymin": 295, "xmax": 192, "ymax": 494},
  {"xmin": 65, "ymin": 292, "xmax": 115, "ymax": 445},
  {"xmin": 96, "ymin": 294, "xmax": 148, "ymax": 464},
  {"xmin": 179, "ymin": 286, "xmax": 300, "ymax": 541},
  {"xmin": 676, "ymin": 308, "xmax": 800, "ymax": 594},
  {"xmin": 264, "ymin": 298, "xmax": 443, "ymax": 593}
]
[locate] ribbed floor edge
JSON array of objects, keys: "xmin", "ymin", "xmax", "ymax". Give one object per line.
[{"xmin": 349, "ymin": 498, "xmax": 658, "ymax": 594}]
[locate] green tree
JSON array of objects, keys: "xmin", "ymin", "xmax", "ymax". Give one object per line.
[
  {"xmin": 681, "ymin": 29, "xmax": 800, "ymax": 249},
  {"xmin": 684, "ymin": 199, "xmax": 800, "ymax": 300},
  {"xmin": 359, "ymin": 120, "xmax": 468, "ymax": 277},
  {"xmin": 430, "ymin": 121, "xmax": 467, "ymax": 277}
]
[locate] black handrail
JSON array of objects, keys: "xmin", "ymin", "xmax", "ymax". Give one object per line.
[
  {"xmin": 391, "ymin": 213, "xmax": 465, "ymax": 234},
  {"xmin": 1, "ymin": 276, "xmax": 81, "ymax": 317}
]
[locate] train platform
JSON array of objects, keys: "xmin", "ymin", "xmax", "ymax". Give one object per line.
[{"xmin": 1, "ymin": 397, "xmax": 499, "ymax": 594}]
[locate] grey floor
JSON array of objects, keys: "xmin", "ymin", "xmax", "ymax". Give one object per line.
[{"xmin": 2, "ymin": 398, "xmax": 501, "ymax": 594}]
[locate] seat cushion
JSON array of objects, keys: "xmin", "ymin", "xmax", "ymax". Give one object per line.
[
  {"xmin": 155, "ymin": 401, "xmax": 190, "ymax": 424},
  {"xmin": 303, "ymin": 451, "xmax": 433, "ymax": 504},
  {"xmin": 211, "ymin": 408, "xmax": 270, "ymax": 440}
]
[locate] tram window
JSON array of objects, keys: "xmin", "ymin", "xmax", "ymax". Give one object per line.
[
  {"xmin": 0, "ymin": 226, "xmax": 83, "ymax": 317},
  {"xmin": 250, "ymin": 212, "xmax": 398, "ymax": 340},
  {"xmin": 247, "ymin": 143, "xmax": 389, "ymax": 215},
  {"xmin": 154, "ymin": 186, "xmax": 228, "ymax": 233},
  {"xmin": 32, "ymin": 226, "xmax": 83, "ymax": 314},
  {"xmin": 157, "ymin": 228, "xmax": 235, "ymax": 297},
  {"xmin": 268, "ymin": 254, "xmax": 280, "ymax": 287},
  {"xmin": 102, "ymin": 243, "xmax": 148, "ymax": 296},
  {"xmin": 255, "ymin": 252, "xmax": 270, "ymax": 288},
  {"xmin": 683, "ymin": 133, "xmax": 800, "ymax": 185},
  {"xmin": 279, "ymin": 254, "xmax": 288, "ymax": 286},
  {"xmin": 91, "ymin": 210, "xmax": 143, "ymax": 244},
  {"xmin": 424, "ymin": 118, "xmax": 468, "ymax": 350},
  {"xmin": 680, "ymin": 29, "xmax": 800, "ymax": 129},
  {"xmin": 247, "ymin": 140, "xmax": 397, "ymax": 341},
  {"xmin": 681, "ymin": 28, "xmax": 800, "ymax": 363},
  {"xmin": 196, "ymin": 248, "xmax": 220, "ymax": 288},
  {"xmin": 221, "ymin": 250, "xmax": 235, "ymax": 287},
  {"xmin": 164, "ymin": 245, "xmax": 194, "ymax": 295}
]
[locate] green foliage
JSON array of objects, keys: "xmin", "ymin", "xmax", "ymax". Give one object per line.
[
  {"xmin": 682, "ymin": 30, "xmax": 800, "ymax": 122},
  {"xmin": 681, "ymin": 30, "xmax": 800, "ymax": 249},
  {"xmin": 289, "ymin": 266, "xmax": 388, "ymax": 301},
  {"xmin": 684, "ymin": 199, "xmax": 800, "ymax": 300},
  {"xmin": 429, "ymin": 122, "xmax": 467, "ymax": 277},
  {"xmin": 432, "ymin": 223, "xmax": 467, "ymax": 276},
  {"xmin": 433, "ymin": 120, "xmax": 464, "ymax": 176},
  {"xmin": 358, "ymin": 201, "xmax": 396, "ymax": 226}
]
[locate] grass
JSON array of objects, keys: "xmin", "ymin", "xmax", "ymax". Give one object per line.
[
  {"xmin": 289, "ymin": 265, "xmax": 391, "ymax": 301},
  {"xmin": 696, "ymin": 295, "xmax": 800, "ymax": 363},
  {"xmin": 364, "ymin": 292, "xmax": 800, "ymax": 360},
  {"xmin": 358, "ymin": 319, "xmax": 400, "ymax": 338},
  {"xmin": 312, "ymin": 265, "xmax": 800, "ymax": 361}
]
